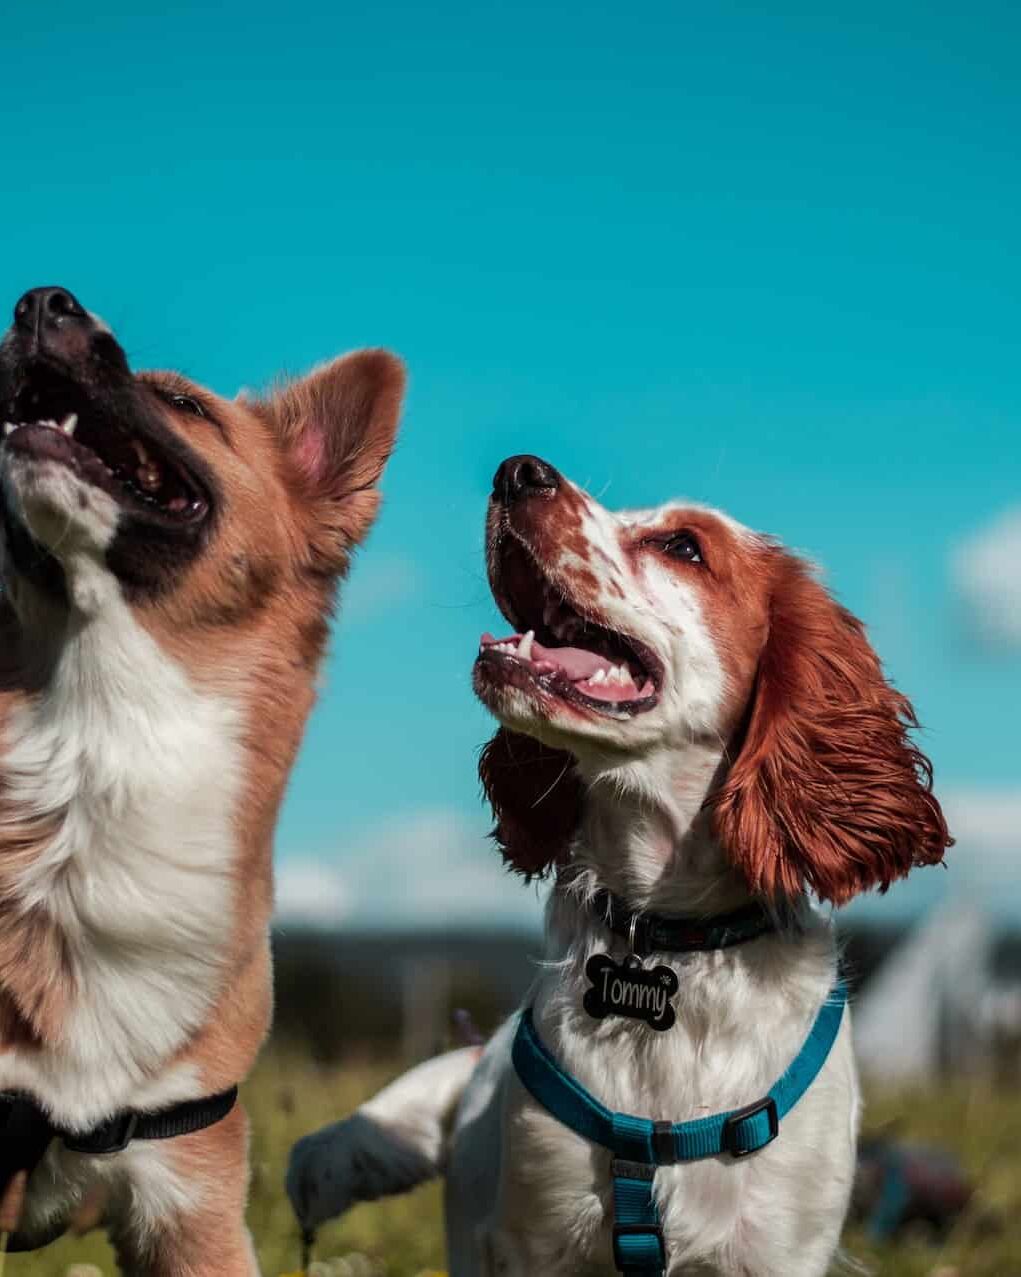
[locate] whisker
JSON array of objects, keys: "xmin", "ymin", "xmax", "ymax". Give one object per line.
[{"xmin": 531, "ymin": 759, "xmax": 574, "ymax": 810}]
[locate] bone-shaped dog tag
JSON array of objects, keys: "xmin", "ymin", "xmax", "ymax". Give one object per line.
[{"xmin": 583, "ymin": 953, "xmax": 678, "ymax": 1031}]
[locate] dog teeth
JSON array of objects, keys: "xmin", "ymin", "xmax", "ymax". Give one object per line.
[
  {"xmin": 137, "ymin": 463, "xmax": 162, "ymax": 492},
  {"xmin": 517, "ymin": 630, "xmax": 535, "ymax": 661},
  {"xmin": 3, "ymin": 417, "xmax": 78, "ymax": 438}
]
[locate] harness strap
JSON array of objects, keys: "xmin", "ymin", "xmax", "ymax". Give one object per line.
[
  {"xmin": 611, "ymin": 1160, "xmax": 664, "ymax": 1275},
  {"xmin": 512, "ymin": 985, "xmax": 846, "ymax": 1276}
]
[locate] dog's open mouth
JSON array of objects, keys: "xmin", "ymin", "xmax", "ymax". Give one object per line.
[
  {"xmin": 2, "ymin": 369, "xmax": 209, "ymax": 524},
  {"xmin": 476, "ymin": 533, "xmax": 661, "ymax": 717}
]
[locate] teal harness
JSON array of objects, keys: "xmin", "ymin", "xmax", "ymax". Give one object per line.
[{"xmin": 512, "ymin": 985, "xmax": 847, "ymax": 1275}]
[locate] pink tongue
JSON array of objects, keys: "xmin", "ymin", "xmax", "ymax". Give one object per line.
[
  {"xmin": 530, "ymin": 637, "xmax": 612, "ymax": 680},
  {"xmin": 481, "ymin": 632, "xmax": 614, "ymax": 679}
]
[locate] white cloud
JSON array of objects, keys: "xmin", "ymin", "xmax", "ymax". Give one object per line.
[
  {"xmin": 942, "ymin": 787, "xmax": 1021, "ymax": 872},
  {"xmin": 283, "ymin": 790, "xmax": 1021, "ymax": 930},
  {"xmin": 276, "ymin": 808, "xmax": 547, "ymax": 931},
  {"xmin": 274, "ymin": 857, "xmax": 351, "ymax": 926},
  {"xmin": 850, "ymin": 786, "xmax": 1021, "ymax": 925},
  {"xmin": 951, "ymin": 507, "xmax": 1021, "ymax": 650},
  {"xmin": 342, "ymin": 552, "xmax": 422, "ymax": 624}
]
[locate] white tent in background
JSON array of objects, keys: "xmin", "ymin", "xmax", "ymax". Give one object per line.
[{"xmin": 853, "ymin": 901, "xmax": 994, "ymax": 1082}]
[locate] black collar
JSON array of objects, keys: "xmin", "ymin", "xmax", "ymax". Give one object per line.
[
  {"xmin": 590, "ymin": 888, "xmax": 777, "ymax": 957},
  {"xmin": 0, "ymin": 1084, "xmax": 238, "ymax": 1248}
]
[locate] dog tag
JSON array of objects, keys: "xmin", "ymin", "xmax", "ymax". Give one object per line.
[{"xmin": 583, "ymin": 953, "xmax": 678, "ymax": 1031}]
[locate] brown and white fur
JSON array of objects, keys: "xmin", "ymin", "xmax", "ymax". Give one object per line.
[
  {"xmin": 287, "ymin": 454, "xmax": 950, "ymax": 1276},
  {"xmin": 0, "ymin": 287, "xmax": 404, "ymax": 1273}
]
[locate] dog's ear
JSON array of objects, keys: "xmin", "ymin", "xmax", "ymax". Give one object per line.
[
  {"xmin": 479, "ymin": 728, "xmax": 583, "ymax": 879},
  {"xmin": 270, "ymin": 350, "xmax": 405, "ymax": 567},
  {"xmin": 710, "ymin": 552, "xmax": 952, "ymax": 905}
]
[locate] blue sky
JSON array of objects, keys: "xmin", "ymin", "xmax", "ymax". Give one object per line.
[{"xmin": 3, "ymin": 1, "xmax": 1019, "ymax": 927}]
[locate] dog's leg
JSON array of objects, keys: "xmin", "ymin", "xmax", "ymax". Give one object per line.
[
  {"xmin": 112, "ymin": 1226, "xmax": 259, "ymax": 1277},
  {"xmin": 286, "ymin": 1046, "xmax": 480, "ymax": 1233},
  {"xmin": 111, "ymin": 1224, "xmax": 258, "ymax": 1277},
  {"xmin": 108, "ymin": 1103, "xmax": 258, "ymax": 1277}
]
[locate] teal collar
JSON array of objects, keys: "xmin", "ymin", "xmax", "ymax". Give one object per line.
[{"xmin": 512, "ymin": 984, "xmax": 847, "ymax": 1275}]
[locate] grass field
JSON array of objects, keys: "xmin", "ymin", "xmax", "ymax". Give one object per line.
[{"xmin": 7, "ymin": 1051, "xmax": 1020, "ymax": 1276}]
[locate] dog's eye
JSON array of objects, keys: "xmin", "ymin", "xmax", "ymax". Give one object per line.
[
  {"xmin": 663, "ymin": 533, "xmax": 703, "ymax": 564},
  {"xmin": 168, "ymin": 394, "xmax": 205, "ymax": 418}
]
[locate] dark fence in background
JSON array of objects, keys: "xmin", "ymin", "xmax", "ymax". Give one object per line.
[
  {"xmin": 271, "ymin": 928, "xmax": 538, "ymax": 1063},
  {"xmin": 271, "ymin": 920, "xmax": 1021, "ymax": 1066}
]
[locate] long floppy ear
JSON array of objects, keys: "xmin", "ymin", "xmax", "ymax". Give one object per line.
[
  {"xmin": 711, "ymin": 552, "xmax": 952, "ymax": 906},
  {"xmin": 479, "ymin": 728, "xmax": 584, "ymax": 879},
  {"xmin": 269, "ymin": 349, "xmax": 405, "ymax": 569}
]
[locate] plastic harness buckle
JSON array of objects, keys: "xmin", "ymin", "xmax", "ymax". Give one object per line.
[
  {"xmin": 611, "ymin": 1159, "xmax": 665, "ymax": 1274},
  {"xmin": 651, "ymin": 1120, "xmax": 675, "ymax": 1163},
  {"xmin": 720, "ymin": 1096, "xmax": 779, "ymax": 1159},
  {"xmin": 612, "ymin": 1221, "xmax": 666, "ymax": 1272}
]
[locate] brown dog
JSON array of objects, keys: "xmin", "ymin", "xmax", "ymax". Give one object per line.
[{"xmin": 0, "ymin": 287, "xmax": 404, "ymax": 1273}]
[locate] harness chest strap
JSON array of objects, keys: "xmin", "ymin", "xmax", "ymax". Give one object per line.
[{"xmin": 512, "ymin": 985, "xmax": 847, "ymax": 1276}]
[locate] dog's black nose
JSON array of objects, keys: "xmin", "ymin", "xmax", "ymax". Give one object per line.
[
  {"xmin": 14, "ymin": 287, "xmax": 87, "ymax": 333},
  {"xmin": 493, "ymin": 455, "xmax": 561, "ymax": 503},
  {"xmin": 3, "ymin": 287, "xmax": 128, "ymax": 386},
  {"xmin": 12, "ymin": 287, "xmax": 101, "ymax": 365},
  {"xmin": 11, "ymin": 287, "xmax": 104, "ymax": 367}
]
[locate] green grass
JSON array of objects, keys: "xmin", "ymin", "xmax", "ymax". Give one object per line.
[{"xmin": 8, "ymin": 1054, "xmax": 1021, "ymax": 1276}]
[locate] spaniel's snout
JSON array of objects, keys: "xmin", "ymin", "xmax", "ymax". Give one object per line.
[{"xmin": 492, "ymin": 454, "xmax": 561, "ymax": 505}]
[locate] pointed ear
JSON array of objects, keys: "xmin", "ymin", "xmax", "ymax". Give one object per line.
[
  {"xmin": 479, "ymin": 728, "xmax": 583, "ymax": 880},
  {"xmin": 710, "ymin": 553, "xmax": 952, "ymax": 905},
  {"xmin": 270, "ymin": 349, "xmax": 405, "ymax": 567}
]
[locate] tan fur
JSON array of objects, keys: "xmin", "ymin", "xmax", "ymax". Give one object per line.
[
  {"xmin": 0, "ymin": 347, "xmax": 404, "ymax": 1271},
  {"xmin": 0, "ymin": 627, "xmax": 73, "ymax": 1045},
  {"xmin": 110, "ymin": 1104, "xmax": 255, "ymax": 1276}
]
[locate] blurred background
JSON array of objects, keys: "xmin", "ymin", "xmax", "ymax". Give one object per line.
[{"xmin": 3, "ymin": 1, "xmax": 1019, "ymax": 1272}]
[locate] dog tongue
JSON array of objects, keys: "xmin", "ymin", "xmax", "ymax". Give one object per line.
[
  {"xmin": 481, "ymin": 632, "xmax": 613, "ymax": 680},
  {"xmin": 529, "ymin": 637, "xmax": 611, "ymax": 680}
]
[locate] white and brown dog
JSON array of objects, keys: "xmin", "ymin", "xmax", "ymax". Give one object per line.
[
  {"xmin": 287, "ymin": 454, "xmax": 950, "ymax": 1277},
  {"xmin": 0, "ymin": 287, "xmax": 404, "ymax": 1273}
]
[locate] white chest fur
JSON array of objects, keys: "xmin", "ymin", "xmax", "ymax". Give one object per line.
[
  {"xmin": 0, "ymin": 568, "xmax": 244, "ymax": 1126},
  {"xmin": 465, "ymin": 895, "xmax": 860, "ymax": 1277}
]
